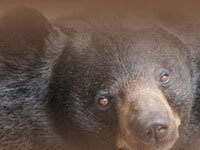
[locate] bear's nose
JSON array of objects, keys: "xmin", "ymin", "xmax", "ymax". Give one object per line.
[
  {"xmin": 144, "ymin": 123, "xmax": 168, "ymax": 142},
  {"xmin": 133, "ymin": 114, "xmax": 169, "ymax": 143}
]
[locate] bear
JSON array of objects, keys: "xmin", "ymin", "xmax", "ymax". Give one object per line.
[{"xmin": 0, "ymin": 7, "xmax": 200, "ymax": 150}]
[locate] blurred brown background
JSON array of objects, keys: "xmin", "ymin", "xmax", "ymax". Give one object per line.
[{"xmin": 0, "ymin": 0, "xmax": 200, "ymax": 19}]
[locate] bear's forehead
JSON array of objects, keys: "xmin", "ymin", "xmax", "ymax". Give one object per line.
[
  {"xmin": 70, "ymin": 19, "xmax": 187, "ymax": 58},
  {"xmin": 88, "ymin": 27, "xmax": 186, "ymax": 64},
  {"xmin": 66, "ymin": 19, "xmax": 190, "ymax": 79}
]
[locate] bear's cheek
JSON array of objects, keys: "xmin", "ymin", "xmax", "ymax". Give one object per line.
[
  {"xmin": 161, "ymin": 79, "xmax": 193, "ymax": 124},
  {"xmin": 115, "ymin": 83, "xmax": 180, "ymax": 150}
]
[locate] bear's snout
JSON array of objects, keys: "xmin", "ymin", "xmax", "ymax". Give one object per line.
[
  {"xmin": 116, "ymin": 81, "xmax": 180, "ymax": 150},
  {"xmin": 133, "ymin": 113, "xmax": 169, "ymax": 144}
]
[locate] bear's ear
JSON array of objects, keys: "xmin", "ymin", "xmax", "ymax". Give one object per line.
[{"xmin": 0, "ymin": 7, "xmax": 62, "ymax": 68}]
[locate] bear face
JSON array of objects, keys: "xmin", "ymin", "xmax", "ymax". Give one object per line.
[{"xmin": 47, "ymin": 19, "xmax": 194, "ymax": 150}]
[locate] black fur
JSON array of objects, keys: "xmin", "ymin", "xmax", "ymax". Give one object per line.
[{"xmin": 0, "ymin": 7, "xmax": 66, "ymax": 150}]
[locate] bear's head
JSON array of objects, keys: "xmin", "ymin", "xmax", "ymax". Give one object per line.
[
  {"xmin": 0, "ymin": 6, "xmax": 195, "ymax": 150},
  {"xmin": 0, "ymin": 6, "xmax": 198, "ymax": 150},
  {"xmin": 48, "ymin": 18, "xmax": 195, "ymax": 150}
]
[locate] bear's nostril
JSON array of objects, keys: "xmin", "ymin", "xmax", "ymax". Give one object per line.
[
  {"xmin": 145, "ymin": 128, "xmax": 154, "ymax": 139},
  {"xmin": 155, "ymin": 125, "xmax": 168, "ymax": 140}
]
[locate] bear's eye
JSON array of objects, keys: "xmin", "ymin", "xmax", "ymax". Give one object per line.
[
  {"xmin": 98, "ymin": 98, "xmax": 109, "ymax": 107},
  {"xmin": 95, "ymin": 91, "xmax": 113, "ymax": 110},
  {"xmin": 159, "ymin": 73, "xmax": 170, "ymax": 84}
]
